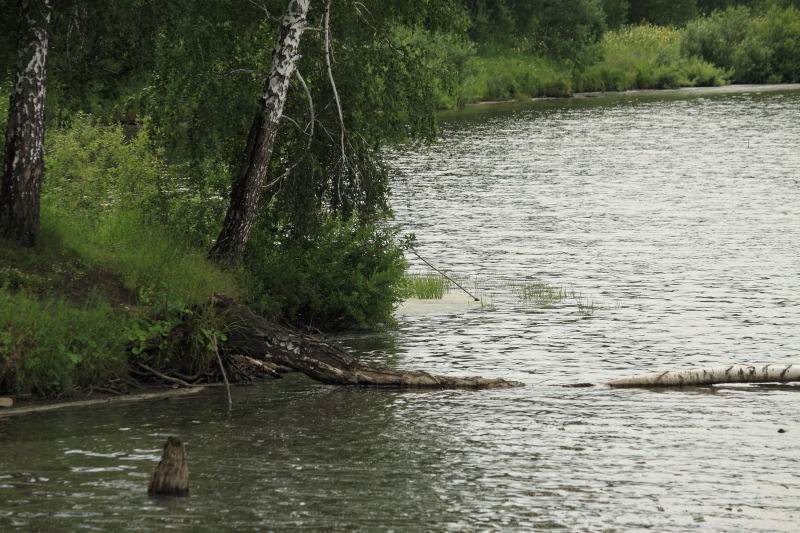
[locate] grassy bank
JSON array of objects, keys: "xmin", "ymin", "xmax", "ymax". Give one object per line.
[
  {"xmin": 446, "ymin": 5, "xmax": 800, "ymax": 105},
  {"xmin": 1, "ymin": 115, "xmax": 409, "ymax": 397},
  {"xmin": 450, "ymin": 24, "xmax": 728, "ymax": 105},
  {"xmin": 0, "ymin": 210, "xmax": 238, "ymax": 397}
]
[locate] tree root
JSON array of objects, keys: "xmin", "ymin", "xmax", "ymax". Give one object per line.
[{"xmin": 214, "ymin": 295, "xmax": 523, "ymax": 389}]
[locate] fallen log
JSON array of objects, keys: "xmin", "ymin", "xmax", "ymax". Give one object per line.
[
  {"xmin": 148, "ymin": 436, "xmax": 189, "ymax": 496},
  {"xmin": 214, "ymin": 295, "xmax": 523, "ymax": 389},
  {"xmin": 605, "ymin": 364, "xmax": 800, "ymax": 388}
]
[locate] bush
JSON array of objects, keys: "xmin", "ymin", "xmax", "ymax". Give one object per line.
[
  {"xmin": 0, "ymin": 291, "xmax": 128, "ymax": 395},
  {"xmin": 242, "ymin": 216, "xmax": 407, "ymax": 330},
  {"xmin": 458, "ymin": 50, "xmax": 574, "ymax": 103},
  {"xmin": 682, "ymin": 6, "xmax": 753, "ymax": 72},
  {"xmin": 577, "ymin": 23, "xmax": 728, "ymax": 91},
  {"xmin": 681, "ymin": 5, "xmax": 800, "ymax": 83}
]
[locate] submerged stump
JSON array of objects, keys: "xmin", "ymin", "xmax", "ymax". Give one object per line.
[{"xmin": 148, "ymin": 436, "xmax": 189, "ymax": 496}]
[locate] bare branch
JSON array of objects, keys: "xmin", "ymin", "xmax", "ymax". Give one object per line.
[
  {"xmin": 248, "ymin": 0, "xmax": 282, "ymax": 22},
  {"xmin": 324, "ymin": 1, "xmax": 347, "ymax": 207},
  {"xmin": 294, "ymin": 69, "xmax": 314, "ymax": 146}
]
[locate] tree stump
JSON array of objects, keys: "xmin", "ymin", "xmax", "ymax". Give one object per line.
[{"xmin": 148, "ymin": 436, "xmax": 189, "ymax": 496}]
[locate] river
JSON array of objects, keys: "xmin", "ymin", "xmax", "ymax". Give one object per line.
[{"xmin": 2, "ymin": 85, "xmax": 799, "ymax": 532}]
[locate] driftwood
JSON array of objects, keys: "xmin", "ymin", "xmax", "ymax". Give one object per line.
[
  {"xmin": 605, "ymin": 364, "xmax": 800, "ymax": 388},
  {"xmin": 148, "ymin": 437, "xmax": 189, "ymax": 496},
  {"xmin": 215, "ymin": 295, "xmax": 523, "ymax": 389}
]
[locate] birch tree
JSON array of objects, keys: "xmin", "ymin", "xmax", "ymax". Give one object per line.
[
  {"xmin": 605, "ymin": 364, "xmax": 800, "ymax": 387},
  {"xmin": 208, "ymin": 0, "xmax": 311, "ymax": 262},
  {"xmin": 0, "ymin": 0, "xmax": 51, "ymax": 247}
]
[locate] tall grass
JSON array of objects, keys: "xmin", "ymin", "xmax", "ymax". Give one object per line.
[
  {"xmin": 0, "ymin": 116, "xmax": 240, "ymax": 396},
  {"xmin": 441, "ymin": 24, "xmax": 729, "ymax": 106},
  {"xmin": 575, "ymin": 24, "xmax": 728, "ymax": 91},
  {"xmin": 458, "ymin": 50, "xmax": 573, "ymax": 104},
  {"xmin": 403, "ymin": 272, "xmax": 451, "ymax": 299},
  {"xmin": 0, "ymin": 291, "xmax": 128, "ymax": 396}
]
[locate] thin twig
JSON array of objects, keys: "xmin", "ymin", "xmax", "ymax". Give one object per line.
[
  {"xmin": 94, "ymin": 386, "xmax": 124, "ymax": 396},
  {"xmin": 410, "ymin": 249, "xmax": 480, "ymax": 301},
  {"xmin": 248, "ymin": 0, "xmax": 282, "ymax": 22},
  {"xmin": 139, "ymin": 362, "xmax": 193, "ymax": 388},
  {"xmin": 324, "ymin": 0, "xmax": 347, "ymax": 206},
  {"xmin": 213, "ymin": 334, "xmax": 233, "ymax": 407},
  {"xmin": 294, "ymin": 69, "xmax": 314, "ymax": 145}
]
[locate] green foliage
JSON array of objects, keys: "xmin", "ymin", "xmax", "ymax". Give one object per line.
[
  {"xmin": 143, "ymin": 0, "xmax": 469, "ymax": 240},
  {"xmin": 464, "ymin": 0, "xmax": 607, "ymax": 65},
  {"xmin": 519, "ymin": 0, "xmax": 608, "ymax": 66},
  {"xmin": 628, "ymin": 0, "xmax": 698, "ymax": 26},
  {"xmin": 603, "ymin": 0, "xmax": 631, "ymax": 29},
  {"xmin": 0, "ymin": 291, "xmax": 127, "ymax": 396},
  {"xmin": 681, "ymin": 5, "xmax": 800, "ymax": 83},
  {"xmin": 242, "ymin": 216, "xmax": 407, "ymax": 330},
  {"xmin": 682, "ymin": 6, "xmax": 754, "ymax": 71},
  {"xmin": 44, "ymin": 114, "xmax": 170, "ymax": 224},
  {"xmin": 388, "ymin": 26, "xmax": 477, "ymax": 109},
  {"xmin": 457, "ymin": 50, "xmax": 574, "ymax": 103},
  {"xmin": 576, "ymin": 23, "xmax": 728, "ymax": 90}
]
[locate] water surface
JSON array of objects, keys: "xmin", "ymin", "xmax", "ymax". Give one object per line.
[{"xmin": 2, "ymin": 85, "xmax": 799, "ymax": 532}]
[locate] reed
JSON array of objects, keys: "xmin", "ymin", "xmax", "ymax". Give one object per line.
[{"xmin": 403, "ymin": 272, "xmax": 451, "ymax": 300}]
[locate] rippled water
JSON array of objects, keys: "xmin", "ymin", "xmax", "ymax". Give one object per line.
[{"xmin": 2, "ymin": 85, "xmax": 800, "ymax": 532}]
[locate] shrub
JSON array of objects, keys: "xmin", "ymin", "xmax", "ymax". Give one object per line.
[
  {"xmin": 0, "ymin": 291, "xmax": 128, "ymax": 396},
  {"xmin": 577, "ymin": 23, "xmax": 728, "ymax": 91},
  {"xmin": 681, "ymin": 5, "xmax": 800, "ymax": 83},
  {"xmin": 681, "ymin": 6, "xmax": 753, "ymax": 72},
  {"xmin": 242, "ymin": 216, "xmax": 408, "ymax": 330}
]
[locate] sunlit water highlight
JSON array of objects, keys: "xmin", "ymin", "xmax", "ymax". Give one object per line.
[{"xmin": 2, "ymin": 85, "xmax": 799, "ymax": 532}]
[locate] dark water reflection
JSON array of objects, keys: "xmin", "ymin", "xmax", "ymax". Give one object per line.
[{"xmin": 2, "ymin": 85, "xmax": 800, "ymax": 532}]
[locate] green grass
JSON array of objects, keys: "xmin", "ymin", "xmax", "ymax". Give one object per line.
[
  {"xmin": 403, "ymin": 271, "xmax": 451, "ymax": 299},
  {"xmin": 0, "ymin": 209, "xmax": 239, "ymax": 397},
  {"xmin": 439, "ymin": 24, "xmax": 729, "ymax": 107},
  {"xmin": 457, "ymin": 50, "xmax": 573, "ymax": 104}
]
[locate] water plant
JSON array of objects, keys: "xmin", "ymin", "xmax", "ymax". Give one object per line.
[
  {"xmin": 403, "ymin": 271, "xmax": 451, "ymax": 299},
  {"xmin": 511, "ymin": 280, "xmax": 618, "ymax": 316}
]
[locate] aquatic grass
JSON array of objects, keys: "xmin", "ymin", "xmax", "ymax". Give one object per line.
[
  {"xmin": 510, "ymin": 280, "xmax": 619, "ymax": 315},
  {"xmin": 403, "ymin": 271, "xmax": 450, "ymax": 299},
  {"xmin": 512, "ymin": 281, "xmax": 572, "ymax": 308}
]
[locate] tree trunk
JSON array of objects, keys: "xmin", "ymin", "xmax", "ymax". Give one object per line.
[
  {"xmin": 605, "ymin": 364, "xmax": 800, "ymax": 388},
  {"xmin": 148, "ymin": 436, "xmax": 189, "ymax": 496},
  {"xmin": 214, "ymin": 295, "xmax": 524, "ymax": 389},
  {"xmin": 0, "ymin": 0, "xmax": 51, "ymax": 247},
  {"xmin": 208, "ymin": 0, "xmax": 311, "ymax": 262}
]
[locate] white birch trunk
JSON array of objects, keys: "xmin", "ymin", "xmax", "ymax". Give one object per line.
[
  {"xmin": 0, "ymin": 0, "xmax": 51, "ymax": 247},
  {"xmin": 209, "ymin": 0, "xmax": 310, "ymax": 261},
  {"xmin": 605, "ymin": 364, "xmax": 800, "ymax": 388}
]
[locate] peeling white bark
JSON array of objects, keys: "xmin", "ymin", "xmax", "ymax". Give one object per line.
[
  {"xmin": 1, "ymin": 0, "xmax": 51, "ymax": 247},
  {"xmin": 209, "ymin": 0, "xmax": 310, "ymax": 261},
  {"xmin": 605, "ymin": 364, "xmax": 800, "ymax": 388}
]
